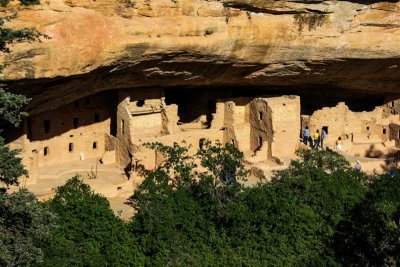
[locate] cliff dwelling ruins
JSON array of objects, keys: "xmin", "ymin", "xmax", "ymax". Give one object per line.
[
  {"xmin": 4, "ymin": 87, "xmax": 400, "ymax": 182},
  {"xmin": 3, "ymin": 85, "xmax": 400, "ymax": 217}
]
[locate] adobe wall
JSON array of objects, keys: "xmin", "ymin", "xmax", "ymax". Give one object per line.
[
  {"xmin": 307, "ymin": 102, "xmax": 390, "ymax": 147},
  {"xmin": 268, "ymin": 96, "xmax": 301, "ymax": 159},
  {"xmin": 249, "ymin": 98, "xmax": 272, "ymax": 157},
  {"xmin": 389, "ymin": 123, "xmax": 400, "ymax": 147},
  {"xmin": 116, "ymin": 97, "xmax": 133, "ymax": 168},
  {"xmin": 116, "ymin": 88, "xmax": 164, "ymax": 168},
  {"xmin": 223, "ymin": 98, "xmax": 251, "ymax": 155},
  {"xmin": 24, "ymin": 94, "xmax": 111, "ymax": 168}
]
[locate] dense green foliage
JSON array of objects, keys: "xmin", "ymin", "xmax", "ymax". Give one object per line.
[
  {"xmin": 0, "ymin": 14, "xmax": 55, "ymax": 267},
  {"xmin": 335, "ymin": 171, "xmax": 400, "ymax": 266},
  {"xmin": 0, "ymin": 136, "xmax": 27, "ymax": 187},
  {"xmin": 22, "ymin": 142, "xmax": 400, "ymax": 266},
  {"xmin": 37, "ymin": 176, "xmax": 144, "ymax": 267},
  {"xmin": 0, "ymin": 190, "xmax": 54, "ymax": 266},
  {"xmin": 129, "ymin": 145, "xmax": 370, "ymax": 265}
]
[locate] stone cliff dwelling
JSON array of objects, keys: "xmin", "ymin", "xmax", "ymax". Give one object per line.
[
  {"xmin": 1, "ymin": 0, "xmax": 399, "ymax": 219},
  {"xmin": 4, "ymin": 88, "xmax": 400, "ymax": 188},
  {"xmin": 4, "ymin": 88, "xmax": 300, "ymax": 183},
  {"xmin": 4, "ymin": 86, "xmax": 400, "ymax": 219}
]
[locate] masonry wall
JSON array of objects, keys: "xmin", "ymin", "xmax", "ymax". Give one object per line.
[
  {"xmin": 267, "ymin": 96, "xmax": 301, "ymax": 159},
  {"xmin": 249, "ymin": 98, "xmax": 272, "ymax": 157},
  {"xmin": 223, "ymin": 98, "xmax": 251, "ymax": 155},
  {"xmin": 25, "ymin": 94, "xmax": 111, "ymax": 168},
  {"xmin": 389, "ymin": 123, "xmax": 400, "ymax": 147},
  {"xmin": 116, "ymin": 88, "xmax": 165, "ymax": 168},
  {"xmin": 308, "ymin": 102, "xmax": 389, "ymax": 146}
]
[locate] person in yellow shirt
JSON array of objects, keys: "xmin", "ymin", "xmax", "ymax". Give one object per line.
[{"xmin": 313, "ymin": 130, "xmax": 320, "ymax": 149}]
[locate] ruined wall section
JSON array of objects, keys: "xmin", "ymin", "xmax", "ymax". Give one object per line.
[
  {"xmin": 116, "ymin": 88, "xmax": 164, "ymax": 169},
  {"xmin": 163, "ymin": 103, "xmax": 179, "ymax": 135},
  {"xmin": 26, "ymin": 94, "xmax": 111, "ymax": 168},
  {"xmin": 116, "ymin": 96, "xmax": 133, "ymax": 168},
  {"xmin": 267, "ymin": 96, "xmax": 300, "ymax": 159},
  {"xmin": 210, "ymin": 101, "xmax": 224, "ymax": 130},
  {"xmin": 308, "ymin": 102, "xmax": 394, "ymax": 147},
  {"xmin": 223, "ymin": 98, "xmax": 251, "ymax": 155},
  {"xmin": 249, "ymin": 98, "xmax": 272, "ymax": 157}
]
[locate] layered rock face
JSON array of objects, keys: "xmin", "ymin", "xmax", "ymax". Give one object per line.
[{"xmin": 1, "ymin": 0, "xmax": 399, "ymax": 114}]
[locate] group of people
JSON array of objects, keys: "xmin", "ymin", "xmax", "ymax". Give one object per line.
[
  {"xmin": 302, "ymin": 126, "xmax": 343, "ymax": 152},
  {"xmin": 302, "ymin": 125, "xmax": 361, "ymax": 171},
  {"xmin": 302, "ymin": 126, "xmax": 328, "ymax": 149}
]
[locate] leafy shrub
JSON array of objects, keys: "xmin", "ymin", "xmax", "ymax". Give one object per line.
[
  {"xmin": 0, "ymin": 190, "xmax": 55, "ymax": 266},
  {"xmin": 129, "ymin": 143, "xmax": 368, "ymax": 265},
  {"xmin": 38, "ymin": 176, "xmax": 144, "ymax": 266},
  {"xmin": 335, "ymin": 171, "xmax": 400, "ymax": 266}
]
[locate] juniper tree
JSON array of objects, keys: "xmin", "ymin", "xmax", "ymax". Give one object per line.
[{"xmin": 0, "ymin": 13, "xmax": 54, "ymax": 267}]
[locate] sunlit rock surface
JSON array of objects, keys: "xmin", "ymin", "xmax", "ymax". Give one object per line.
[{"xmin": 1, "ymin": 0, "xmax": 399, "ymax": 114}]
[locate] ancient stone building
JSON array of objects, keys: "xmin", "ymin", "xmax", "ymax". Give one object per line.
[
  {"xmin": 302, "ymin": 99, "xmax": 400, "ymax": 160},
  {"xmin": 4, "ymin": 88, "xmax": 303, "ymax": 182}
]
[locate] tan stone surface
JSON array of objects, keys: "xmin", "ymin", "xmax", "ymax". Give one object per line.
[{"xmin": 0, "ymin": 0, "xmax": 399, "ymax": 114}]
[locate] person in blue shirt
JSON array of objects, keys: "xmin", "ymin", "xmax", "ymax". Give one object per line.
[
  {"xmin": 355, "ymin": 160, "xmax": 362, "ymax": 171},
  {"xmin": 320, "ymin": 128, "xmax": 327, "ymax": 149},
  {"xmin": 302, "ymin": 126, "xmax": 310, "ymax": 146}
]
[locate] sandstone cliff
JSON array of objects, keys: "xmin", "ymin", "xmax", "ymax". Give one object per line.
[{"xmin": 0, "ymin": 0, "xmax": 399, "ymax": 113}]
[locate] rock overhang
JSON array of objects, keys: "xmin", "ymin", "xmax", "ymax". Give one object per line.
[{"xmin": 0, "ymin": 0, "xmax": 399, "ymax": 114}]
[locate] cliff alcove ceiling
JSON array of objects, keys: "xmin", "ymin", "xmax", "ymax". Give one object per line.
[{"xmin": 0, "ymin": 0, "xmax": 399, "ymax": 115}]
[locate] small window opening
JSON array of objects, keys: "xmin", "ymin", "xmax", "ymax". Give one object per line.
[
  {"xmin": 392, "ymin": 101, "xmax": 395, "ymax": 107},
  {"xmin": 199, "ymin": 138, "xmax": 205, "ymax": 149},
  {"xmin": 43, "ymin": 120, "xmax": 50, "ymax": 134},
  {"xmin": 366, "ymin": 126, "xmax": 370, "ymax": 131},
  {"xmin": 322, "ymin": 126, "xmax": 329, "ymax": 134},
  {"xmin": 259, "ymin": 136, "xmax": 263, "ymax": 146},
  {"xmin": 85, "ymin": 97, "xmax": 90, "ymax": 105},
  {"xmin": 94, "ymin": 113, "xmax": 100, "ymax": 122},
  {"xmin": 136, "ymin": 100, "xmax": 145, "ymax": 107},
  {"xmin": 44, "ymin": 147, "xmax": 49, "ymax": 156},
  {"xmin": 383, "ymin": 128, "xmax": 387, "ymax": 135},
  {"xmin": 259, "ymin": 111, "xmax": 263, "ymax": 120},
  {"xmin": 73, "ymin": 118, "xmax": 79, "ymax": 129},
  {"xmin": 93, "ymin": 141, "xmax": 98, "ymax": 149},
  {"xmin": 121, "ymin": 119, "xmax": 125, "ymax": 134},
  {"xmin": 74, "ymin": 101, "xmax": 79, "ymax": 108},
  {"xmin": 68, "ymin": 143, "xmax": 73, "ymax": 152}
]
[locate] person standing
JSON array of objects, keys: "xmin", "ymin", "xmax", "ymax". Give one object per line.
[
  {"xmin": 302, "ymin": 126, "xmax": 310, "ymax": 146},
  {"xmin": 355, "ymin": 160, "xmax": 362, "ymax": 171},
  {"xmin": 320, "ymin": 128, "xmax": 327, "ymax": 149},
  {"xmin": 313, "ymin": 130, "xmax": 320, "ymax": 149},
  {"xmin": 336, "ymin": 137, "xmax": 342, "ymax": 152}
]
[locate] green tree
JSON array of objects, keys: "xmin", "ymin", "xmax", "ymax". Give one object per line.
[
  {"xmin": 0, "ymin": 13, "xmax": 55, "ymax": 266},
  {"xmin": 0, "ymin": 190, "xmax": 54, "ymax": 266},
  {"xmin": 129, "ymin": 144, "xmax": 368, "ymax": 265},
  {"xmin": 38, "ymin": 176, "xmax": 144, "ymax": 267},
  {"xmin": 129, "ymin": 141, "xmax": 249, "ymax": 266},
  {"xmin": 335, "ymin": 171, "xmax": 400, "ymax": 266}
]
